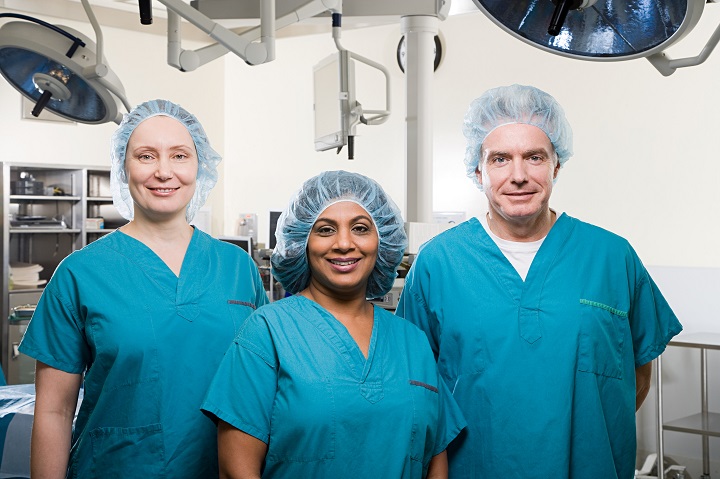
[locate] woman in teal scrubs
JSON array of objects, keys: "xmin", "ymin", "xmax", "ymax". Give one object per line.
[
  {"xmin": 19, "ymin": 100, "xmax": 268, "ymax": 478},
  {"xmin": 202, "ymin": 170, "xmax": 465, "ymax": 478}
]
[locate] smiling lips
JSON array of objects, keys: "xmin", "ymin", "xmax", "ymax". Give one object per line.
[
  {"xmin": 328, "ymin": 258, "xmax": 360, "ymax": 270},
  {"xmin": 148, "ymin": 186, "xmax": 180, "ymax": 195}
]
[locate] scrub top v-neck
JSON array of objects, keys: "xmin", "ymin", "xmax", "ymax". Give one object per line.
[
  {"xmin": 20, "ymin": 228, "xmax": 268, "ymax": 478},
  {"xmin": 202, "ymin": 295, "xmax": 465, "ymax": 478}
]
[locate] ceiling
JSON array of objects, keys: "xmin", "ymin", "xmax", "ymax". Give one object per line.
[{"xmin": 0, "ymin": 0, "xmax": 480, "ymax": 42}]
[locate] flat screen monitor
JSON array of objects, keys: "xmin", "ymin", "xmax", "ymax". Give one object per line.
[
  {"xmin": 218, "ymin": 235, "xmax": 253, "ymax": 254},
  {"xmin": 312, "ymin": 50, "xmax": 355, "ymax": 152},
  {"xmin": 269, "ymin": 210, "xmax": 282, "ymax": 250}
]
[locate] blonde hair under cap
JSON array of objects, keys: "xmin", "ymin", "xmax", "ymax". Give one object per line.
[
  {"xmin": 462, "ymin": 84, "xmax": 574, "ymax": 191},
  {"xmin": 109, "ymin": 99, "xmax": 221, "ymax": 222}
]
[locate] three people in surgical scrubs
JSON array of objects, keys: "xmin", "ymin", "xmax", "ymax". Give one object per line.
[
  {"xmin": 396, "ymin": 84, "xmax": 683, "ymax": 478},
  {"xmin": 202, "ymin": 170, "xmax": 465, "ymax": 478},
  {"xmin": 20, "ymin": 99, "xmax": 268, "ymax": 478}
]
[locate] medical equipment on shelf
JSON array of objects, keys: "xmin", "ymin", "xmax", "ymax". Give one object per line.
[{"xmin": 635, "ymin": 453, "xmax": 688, "ymax": 479}]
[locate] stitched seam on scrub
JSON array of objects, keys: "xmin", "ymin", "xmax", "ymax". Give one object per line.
[{"xmin": 579, "ymin": 299, "xmax": 628, "ymax": 318}]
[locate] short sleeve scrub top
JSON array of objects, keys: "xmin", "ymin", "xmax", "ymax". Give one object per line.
[
  {"xmin": 202, "ymin": 295, "xmax": 466, "ymax": 478},
  {"xmin": 19, "ymin": 228, "xmax": 268, "ymax": 478}
]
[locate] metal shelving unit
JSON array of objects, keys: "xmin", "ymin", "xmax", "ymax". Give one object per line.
[
  {"xmin": 657, "ymin": 332, "xmax": 720, "ymax": 479},
  {"xmin": 1, "ymin": 162, "xmax": 117, "ymax": 384}
]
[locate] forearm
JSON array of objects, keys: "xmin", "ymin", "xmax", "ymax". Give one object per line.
[
  {"xmin": 30, "ymin": 411, "xmax": 75, "ymax": 479},
  {"xmin": 636, "ymin": 361, "xmax": 653, "ymax": 411}
]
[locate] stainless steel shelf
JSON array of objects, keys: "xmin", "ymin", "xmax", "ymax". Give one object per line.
[
  {"xmin": 86, "ymin": 229, "xmax": 115, "ymax": 234},
  {"xmin": 86, "ymin": 196, "xmax": 113, "ymax": 202},
  {"xmin": 10, "ymin": 228, "xmax": 81, "ymax": 234},
  {"xmin": 664, "ymin": 412, "xmax": 720, "ymax": 437},
  {"xmin": 9, "ymin": 195, "xmax": 81, "ymax": 201}
]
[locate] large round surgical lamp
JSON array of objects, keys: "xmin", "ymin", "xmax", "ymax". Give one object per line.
[
  {"xmin": 0, "ymin": 1, "xmax": 130, "ymax": 124},
  {"xmin": 471, "ymin": 0, "xmax": 720, "ymax": 75}
]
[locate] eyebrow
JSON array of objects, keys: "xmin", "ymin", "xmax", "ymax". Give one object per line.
[
  {"xmin": 315, "ymin": 214, "xmax": 373, "ymax": 225},
  {"xmin": 483, "ymin": 147, "xmax": 552, "ymax": 159}
]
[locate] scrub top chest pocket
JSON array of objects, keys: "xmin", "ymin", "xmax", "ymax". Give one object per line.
[{"xmin": 577, "ymin": 299, "xmax": 628, "ymax": 379}]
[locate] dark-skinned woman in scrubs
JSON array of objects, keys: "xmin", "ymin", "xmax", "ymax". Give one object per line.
[
  {"xmin": 202, "ymin": 170, "xmax": 466, "ymax": 479},
  {"xmin": 19, "ymin": 100, "xmax": 268, "ymax": 478}
]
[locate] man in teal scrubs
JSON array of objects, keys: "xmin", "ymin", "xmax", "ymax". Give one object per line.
[{"xmin": 396, "ymin": 84, "xmax": 682, "ymax": 479}]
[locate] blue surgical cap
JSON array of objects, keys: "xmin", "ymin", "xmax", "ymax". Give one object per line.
[
  {"xmin": 110, "ymin": 99, "xmax": 221, "ymax": 222},
  {"xmin": 462, "ymin": 84, "xmax": 573, "ymax": 190},
  {"xmin": 271, "ymin": 170, "xmax": 408, "ymax": 299}
]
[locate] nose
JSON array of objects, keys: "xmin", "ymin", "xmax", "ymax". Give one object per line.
[
  {"xmin": 510, "ymin": 158, "xmax": 528, "ymax": 184},
  {"xmin": 154, "ymin": 157, "xmax": 174, "ymax": 180},
  {"xmin": 333, "ymin": 227, "xmax": 354, "ymax": 252}
]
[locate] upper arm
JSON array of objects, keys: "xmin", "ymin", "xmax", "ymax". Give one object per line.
[
  {"xmin": 217, "ymin": 420, "xmax": 267, "ymax": 479},
  {"xmin": 34, "ymin": 361, "xmax": 83, "ymax": 418}
]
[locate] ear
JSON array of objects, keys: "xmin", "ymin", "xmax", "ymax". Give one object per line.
[
  {"xmin": 553, "ymin": 160, "xmax": 561, "ymax": 179},
  {"xmin": 476, "ymin": 165, "xmax": 484, "ymax": 186}
]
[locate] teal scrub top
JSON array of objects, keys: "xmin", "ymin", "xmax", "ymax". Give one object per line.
[
  {"xmin": 202, "ymin": 295, "xmax": 466, "ymax": 478},
  {"xmin": 19, "ymin": 228, "xmax": 268, "ymax": 478},
  {"xmin": 396, "ymin": 214, "xmax": 682, "ymax": 479}
]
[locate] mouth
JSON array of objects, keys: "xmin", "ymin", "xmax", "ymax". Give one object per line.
[
  {"xmin": 328, "ymin": 258, "xmax": 360, "ymax": 266},
  {"xmin": 148, "ymin": 187, "xmax": 180, "ymax": 193}
]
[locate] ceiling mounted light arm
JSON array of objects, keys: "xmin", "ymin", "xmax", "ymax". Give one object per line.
[
  {"xmin": 79, "ymin": 0, "xmax": 132, "ymax": 117},
  {"xmin": 647, "ymin": 20, "xmax": 720, "ymax": 76},
  {"xmin": 159, "ymin": 0, "xmax": 341, "ymax": 72}
]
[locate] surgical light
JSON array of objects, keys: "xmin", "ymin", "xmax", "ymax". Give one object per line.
[
  {"xmin": 471, "ymin": 0, "xmax": 720, "ymax": 76},
  {"xmin": 0, "ymin": 0, "xmax": 130, "ymax": 124}
]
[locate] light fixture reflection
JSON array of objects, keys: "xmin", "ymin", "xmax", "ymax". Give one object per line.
[
  {"xmin": 0, "ymin": 11, "xmax": 130, "ymax": 124},
  {"xmin": 472, "ymin": 0, "xmax": 720, "ymax": 75}
]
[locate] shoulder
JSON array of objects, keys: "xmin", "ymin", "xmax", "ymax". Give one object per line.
[
  {"xmin": 564, "ymin": 214, "xmax": 635, "ymax": 252},
  {"xmin": 415, "ymin": 218, "xmax": 483, "ymax": 257},
  {"xmin": 379, "ymin": 308, "xmax": 432, "ymax": 346}
]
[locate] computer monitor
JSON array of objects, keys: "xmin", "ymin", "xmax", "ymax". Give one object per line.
[
  {"xmin": 269, "ymin": 210, "xmax": 282, "ymax": 250},
  {"xmin": 218, "ymin": 235, "xmax": 253, "ymax": 254},
  {"xmin": 312, "ymin": 50, "xmax": 355, "ymax": 152}
]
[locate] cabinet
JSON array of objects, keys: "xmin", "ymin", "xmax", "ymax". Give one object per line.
[
  {"xmin": 657, "ymin": 332, "xmax": 720, "ymax": 479},
  {"xmin": 1, "ymin": 162, "xmax": 122, "ymax": 383}
]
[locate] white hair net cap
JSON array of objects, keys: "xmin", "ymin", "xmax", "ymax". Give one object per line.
[
  {"xmin": 271, "ymin": 170, "xmax": 408, "ymax": 299},
  {"xmin": 110, "ymin": 99, "xmax": 221, "ymax": 222},
  {"xmin": 463, "ymin": 84, "xmax": 573, "ymax": 190}
]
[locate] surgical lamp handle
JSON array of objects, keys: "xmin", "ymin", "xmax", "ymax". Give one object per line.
[{"xmin": 647, "ymin": 20, "xmax": 720, "ymax": 76}]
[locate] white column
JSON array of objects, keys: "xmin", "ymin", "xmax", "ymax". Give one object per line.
[{"xmin": 401, "ymin": 15, "xmax": 438, "ymax": 223}]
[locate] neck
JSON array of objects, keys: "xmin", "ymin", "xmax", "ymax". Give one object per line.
[
  {"xmin": 486, "ymin": 208, "xmax": 556, "ymax": 242},
  {"xmin": 300, "ymin": 283, "xmax": 373, "ymax": 319}
]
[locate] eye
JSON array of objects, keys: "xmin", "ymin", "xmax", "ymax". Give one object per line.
[
  {"xmin": 490, "ymin": 156, "xmax": 508, "ymax": 164},
  {"xmin": 528, "ymin": 155, "xmax": 544, "ymax": 163},
  {"xmin": 315, "ymin": 225, "xmax": 336, "ymax": 236},
  {"xmin": 173, "ymin": 152, "xmax": 192, "ymax": 161},
  {"xmin": 136, "ymin": 153, "xmax": 155, "ymax": 162},
  {"xmin": 352, "ymin": 223, "xmax": 371, "ymax": 234}
]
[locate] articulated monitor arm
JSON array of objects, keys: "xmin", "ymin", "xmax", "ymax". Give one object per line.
[{"xmin": 159, "ymin": 0, "xmax": 341, "ymax": 72}]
